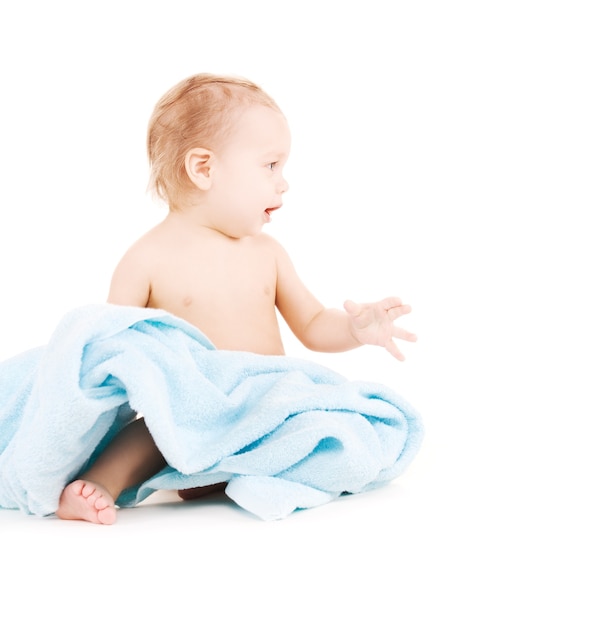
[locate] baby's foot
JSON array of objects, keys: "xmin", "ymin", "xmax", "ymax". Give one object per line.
[{"xmin": 56, "ymin": 479, "xmax": 117, "ymax": 525}]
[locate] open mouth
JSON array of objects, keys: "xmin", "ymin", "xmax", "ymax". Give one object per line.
[{"xmin": 265, "ymin": 205, "xmax": 281, "ymax": 218}]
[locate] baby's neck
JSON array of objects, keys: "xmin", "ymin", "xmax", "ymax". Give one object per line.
[{"xmin": 163, "ymin": 209, "xmax": 242, "ymax": 243}]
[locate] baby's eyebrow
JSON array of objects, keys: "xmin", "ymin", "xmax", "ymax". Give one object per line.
[{"xmin": 263, "ymin": 151, "xmax": 288, "ymax": 160}]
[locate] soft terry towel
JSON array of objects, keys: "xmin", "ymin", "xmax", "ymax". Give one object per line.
[{"xmin": 0, "ymin": 304, "xmax": 423, "ymax": 521}]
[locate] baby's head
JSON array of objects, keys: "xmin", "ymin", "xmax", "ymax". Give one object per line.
[{"xmin": 147, "ymin": 73, "xmax": 282, "ymax": 208}]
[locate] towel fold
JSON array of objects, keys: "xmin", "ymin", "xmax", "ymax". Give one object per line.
[{"xmin": 0, "ymin": 304, "xmax": 423, "ymax": 520}]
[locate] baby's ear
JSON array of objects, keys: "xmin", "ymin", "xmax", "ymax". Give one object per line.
[{"xmin": 185, "ymin": 148, "xmax": 214, "ymax": 190}]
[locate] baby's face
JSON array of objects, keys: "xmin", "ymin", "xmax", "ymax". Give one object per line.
[{"xmin": 206, "ymin": 105, "xmax": 291, "ymax": 238}]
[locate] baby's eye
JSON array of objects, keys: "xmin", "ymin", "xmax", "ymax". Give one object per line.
[{"xmin": 267, "ymin": 162, "xmax": 277, "ymax": 171}]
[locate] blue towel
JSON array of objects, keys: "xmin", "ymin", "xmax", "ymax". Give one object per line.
[{"xmin": 0, "ymin": 304, "xmax": 423, "ymax": 521}]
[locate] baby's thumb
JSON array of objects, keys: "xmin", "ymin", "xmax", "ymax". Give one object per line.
[{"xmin": 343, "ymin": 299, "xmax": 361, "ymax": 316}]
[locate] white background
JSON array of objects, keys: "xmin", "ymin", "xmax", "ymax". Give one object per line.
[{"xmin": 0, "ymin": 1, "xmax": 589, "ymax": 624}]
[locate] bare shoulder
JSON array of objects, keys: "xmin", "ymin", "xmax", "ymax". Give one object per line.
[
  {"xmin": 108, "ymin": 224, "xmax": 167, "ymax": 306},
  {"xmin": 118, "ymin": 222, "xmax": 170, "ymax": 265},
  {"xmin": 253, "ymin": 232, "xmax": 290, "ymax": 260}
]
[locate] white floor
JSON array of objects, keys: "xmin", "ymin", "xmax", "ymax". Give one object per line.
[{"xmin": 1, "ymin": 346, "xmax": 588, "ymax": 625}]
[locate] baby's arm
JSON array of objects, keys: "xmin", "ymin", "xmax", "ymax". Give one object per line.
[
  {"xmin": 274, "ymin": 240, "xmax": 416, "ymax": 360},
  {"xmin": 107, "ymin": 245, "xmax": 151, "ymax": 307}
]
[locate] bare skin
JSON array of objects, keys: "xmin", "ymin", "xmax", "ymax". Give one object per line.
[
  {"xmin": 56, "ymin": 104, "xmax": 416, "ymax": 524},
  {"xmin": 57, "ymin": 417, "xmax": 166, "ymax": 524}
]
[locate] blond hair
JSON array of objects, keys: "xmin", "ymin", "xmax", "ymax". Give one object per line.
[{"xmin": 147, "ymin": 73, "xmax": 282, "ymax": 207}]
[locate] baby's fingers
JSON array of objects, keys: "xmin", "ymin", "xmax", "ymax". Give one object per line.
[
  {"xmin": 385, "ymin": 337, "xmax": 406, "ymax": 361},
  {"xmin": 392, "ymin": 325, "xmax": 418, "ymax": 343},
  {"xmin": 385, "ymin": 326, "xmax": 417, "ymax": 360},
  {"xmin": 387, "ymin": 303, "xmax": 412, "ymax": 321}
]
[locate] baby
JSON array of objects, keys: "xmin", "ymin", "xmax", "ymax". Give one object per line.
[{"xmin": 56, "ymin": 73, "xmax": 416, "ymax": 524}]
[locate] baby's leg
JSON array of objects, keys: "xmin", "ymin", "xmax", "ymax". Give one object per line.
[
  {"xmin": 56, "ymin": 417, "xmax": 166, "ymax": 524},
  {"xmin": 178, "ymin": 483, "xmax": 227, "ymax": 500}
]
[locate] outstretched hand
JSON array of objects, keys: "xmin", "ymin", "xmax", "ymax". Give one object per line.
[{"xmin": 344, "ymin": 296, "xmax": 417, "ymax": 361}]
